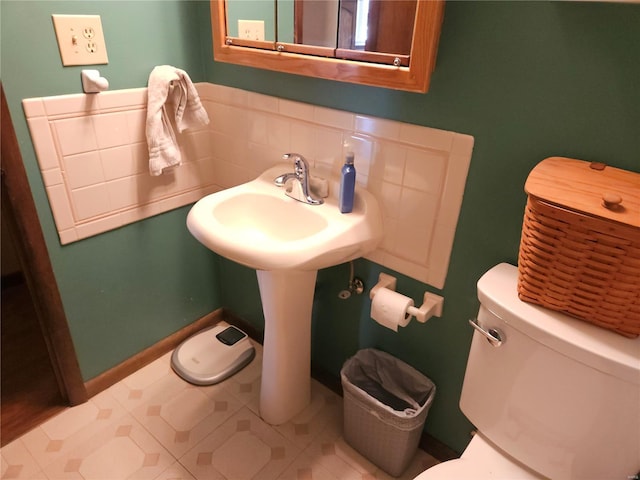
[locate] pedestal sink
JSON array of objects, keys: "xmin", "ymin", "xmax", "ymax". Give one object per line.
[{"xmin": 187, "ymin": 164, "xmax": 383, "ymax": 424}]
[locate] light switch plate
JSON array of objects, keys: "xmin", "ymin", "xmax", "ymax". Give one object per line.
[{"xmin": 52, "ymin": 14, "xmax": 108, "ymax": 66}]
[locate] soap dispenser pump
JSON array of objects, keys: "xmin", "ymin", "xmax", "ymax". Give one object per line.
[{"xmin": 339, "ymin": 152, "xmax": 356, "ymax": 213}]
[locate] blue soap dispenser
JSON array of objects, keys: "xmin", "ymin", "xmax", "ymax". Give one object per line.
[{"xmin": 339, "ymin": 152, "xmax": 356, "ymax": 213}]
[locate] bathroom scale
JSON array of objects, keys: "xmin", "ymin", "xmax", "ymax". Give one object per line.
[{"xmin": 171, "ymin": 324, "xmax": 255, "ymax": 385}]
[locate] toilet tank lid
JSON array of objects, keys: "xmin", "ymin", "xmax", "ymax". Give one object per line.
[{"xmin": 477, "ymin": 263, "xmax": 640, "ymax": 386}]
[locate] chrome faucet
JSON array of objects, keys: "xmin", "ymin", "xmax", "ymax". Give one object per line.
[{"xmin": 274, "ymin": 153, "xmax": 323, "ymax": 205}]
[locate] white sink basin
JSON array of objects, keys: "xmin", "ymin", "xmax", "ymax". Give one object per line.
[
  {"xmin": 187, "ymin": 164, "xmax": 383, "ymax": 271},
  {"xmin": 186, "ymin": 163, "xmax": 383, "ymax": 425}
]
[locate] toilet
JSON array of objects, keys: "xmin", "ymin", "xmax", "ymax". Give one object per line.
[{"xmin": 416, "ymin": 263, "xmax": 640, "ymax": 480}]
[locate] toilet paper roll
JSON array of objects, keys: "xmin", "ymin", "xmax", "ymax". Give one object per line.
[{"xmin": 371, "ymin": 287, "xmax": 414, "ymax": 332}]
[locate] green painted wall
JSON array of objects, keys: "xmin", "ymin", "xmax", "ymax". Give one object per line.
[
  {"xmin": 2, "ymin": 0, "xmax": 639, "ymax": 455},
  {"xmin": 205, "ymin": 1, "xmax": 640, "ymax": 452},
  {"xmin": 1, "ymin": 0, "xmax": 221, "ymax": 380}
]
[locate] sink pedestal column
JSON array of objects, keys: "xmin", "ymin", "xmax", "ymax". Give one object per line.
[{"xmin": 256, "ymin": 269, "xmax": 317, "ymax": 425}]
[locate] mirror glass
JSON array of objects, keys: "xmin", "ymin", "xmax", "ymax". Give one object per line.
[
  {"xmin": 336, "ymin": 0, "xmax": 415, "ymax": 55},
  {"xmin": 225, "ymin": 0, "xmax": 416, "ymax": 55},
  {"xmin": 226, "ymin": 0, "xmax": 276, "ymax": 41},
  {"xmin": 291, "ymin": 0, "xmax": 339, "ymax": 48}
]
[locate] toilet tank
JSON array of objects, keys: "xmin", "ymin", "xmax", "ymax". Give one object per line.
[{"xmin": 460, "ymin": 263, "xmax": 640, "ymax": 480}]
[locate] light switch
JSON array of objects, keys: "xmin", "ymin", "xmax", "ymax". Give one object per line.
[{"xmin": 52, "ymin": 14, "xmax": 108, "ymax": 66}]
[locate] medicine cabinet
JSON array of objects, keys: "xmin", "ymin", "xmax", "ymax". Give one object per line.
[{"xmin": 211, "ymin": 0, "xmax": 445, "ymax": 93}]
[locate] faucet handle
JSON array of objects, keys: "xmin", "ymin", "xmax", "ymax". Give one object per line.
[{"xmin": 282, "ymin": 153, "xmax": 309, "ymax": 174}]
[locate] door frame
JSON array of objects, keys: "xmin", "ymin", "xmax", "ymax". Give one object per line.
[{"xmin": 1, "ymin": 84, "xmax": 87, "ymax": 406}]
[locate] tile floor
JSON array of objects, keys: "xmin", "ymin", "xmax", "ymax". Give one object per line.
[{"xmin": 1, "ymin": 324, "xmax": 439, "ymax": 480}]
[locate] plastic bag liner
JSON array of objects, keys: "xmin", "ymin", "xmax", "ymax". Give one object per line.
[
  {"xmin": 341, "ymin": 348, "xmax": 435, "ymax": 418},
  {"xmin": 341, "ymin": 348, "xmax": 436, "ymax": 476}
]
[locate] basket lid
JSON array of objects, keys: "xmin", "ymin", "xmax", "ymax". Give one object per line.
[{"xmin": 525, "ymin": 157, "xmax": 640, "ymax": 229}]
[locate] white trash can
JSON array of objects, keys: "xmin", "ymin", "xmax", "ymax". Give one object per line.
[{"xmin": 341, "ymin": 348, "xmax": 436, "ymax": 477}]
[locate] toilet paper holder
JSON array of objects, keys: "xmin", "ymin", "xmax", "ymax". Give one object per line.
[{"xmin": 370, "ymin": 273, "xmax": 444, "ymax": 323}]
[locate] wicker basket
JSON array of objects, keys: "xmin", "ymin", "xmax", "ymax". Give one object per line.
[{"xmin": 517, "ymin": 157, "xmax": 640, "ymax": 338}]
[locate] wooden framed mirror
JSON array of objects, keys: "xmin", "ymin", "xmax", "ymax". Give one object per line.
[{"xmin": 211, "ymin": 0, "xmax": 445, "ymax": 93}]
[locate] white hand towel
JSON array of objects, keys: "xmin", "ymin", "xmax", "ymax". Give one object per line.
[{"xmin": 146, "ymin": 65, "xmax": 209, "ymax": 176}]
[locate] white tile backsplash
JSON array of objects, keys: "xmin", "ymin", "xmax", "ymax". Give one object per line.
[
  {"xmin": 43, "ymin": 93, "xmax": 100, "ymax": 116},
  {"xmin": 125, "ymin": 110, "xmax": 147, "ymax": 143},
  {"xmin": 23, "ymin": 83, "xmax": 473, "ymax": 288},
  {"xmin": 71, "ymin": 184, "xmax": 111, "ymax": 221},
  {"xmin": 22, "ymin": 97, "xmax": 46, "ymax": 117},
  {"xmin": 279, "ymin": 98, "xmax": 314, "ymax": 120},
  {"xmin": 400, "ymin": 123, "xmax": 455, "ymax": 151},
  {"xmin": 97, "ymin": 88, "xmax": 147, "ymax": 110},
  {"xmin": 100, "ymin": 145, "xmax": 136, "ymax": 181},
  {"xmin": 289, "ymin": 122, "xmax": 315, "ymax": 154},
  {"xmin": 314, "ymin": 127, "xmax": 343, "ymax": 167},
  {"xmin": 53, "ymin": 117, "xmax": 98, "ymax": 156},
  {"xmin": 93, "ymin": 111, "xmax": 131, "ymax": 149},
  {"xmin": 313, "ymin": 106, "xmax": 354, "ymax": 130},
  {"xmin": 342, "ymin": 134, "xmax": 373, "ymax": 178},
  {"xmin": 404, "ymin": 149, "xmax": 446, "ymax": 193},
  {"xmin": 106, "ymin": 176, "xmax": 140, "ymax": 210},
  {"xmin": 22, "ymin": 86, "xmax": 218, "ymax": 246},
  {"xmin": 374, "ymin": 142, "xmax": 406, "ymax": 184},
  {"xmin": 40, "ymin": 168, "xmax": 63, "ymax": 187},
  {"xmin": 248, "ymin": 92, "xmax": 279, "ymax": 112},
  {"xmin": 26, "ymin": 117, "xmax": 59, "ymax": 170},
  {"xmin": 64, "ymin": 151, "xmax": 105, "ymax": 189},
  {"xmin": 355, "ymin": 114, "xmax": 401, "ymax": 140},
  {"xmin": 46, "ymin": 184, "xmax": 75, "ymax": 231}
]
